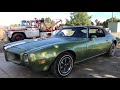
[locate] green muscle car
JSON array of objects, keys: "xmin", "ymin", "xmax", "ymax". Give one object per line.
[{"xmin": 3, "ymin": 26, "xmax": 117, "ymax": 77}]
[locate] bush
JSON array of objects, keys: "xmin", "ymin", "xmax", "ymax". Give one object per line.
[{"xmin": 0, "ymin": 27, "xmax": 5, "ymax": 41}]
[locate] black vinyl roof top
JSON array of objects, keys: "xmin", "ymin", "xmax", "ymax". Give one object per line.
[{"xmin": 63, "ymin": 26, "xmax": 103, "ymax": 29}]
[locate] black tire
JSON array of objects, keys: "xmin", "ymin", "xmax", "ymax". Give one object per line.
[
  {"xmin": 11, "ymin": 33, "xmax": 25, "ymax": 42},
  {"xmin": 106, "ymin": 43, "xmax": 116, "ymax": 57},
  {"xmin": 8, "ymin": 38, "xmax": 12, "ymax": 42},
  {"xmin": 50, "ymin": 52, "xmax": 74, "ymax": 78}
]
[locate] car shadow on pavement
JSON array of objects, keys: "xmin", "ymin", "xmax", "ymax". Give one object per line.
[{"xmin": 67, "ymin": 49, "xmax": 120, "ymax": 78}]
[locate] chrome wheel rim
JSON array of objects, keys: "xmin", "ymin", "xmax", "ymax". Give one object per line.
[
  {"xmin": 16, "ymin": 36, "xmax": 23, "ymax": 41},
  {"xmin": 111, "ymin": 44, "xmax": 116, "ymax": 56},
  {"xmin": 58, "ymin": 55, "xmax": 73, "ymax": 76}
]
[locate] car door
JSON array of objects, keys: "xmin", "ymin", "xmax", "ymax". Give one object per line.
[
  {"xmin": 31, "ymin": 28, "xmax": 40, "ymax": 37},
  {"xmin": 73, "ymin": 27, "xmax": 89, "ymax": 61},
  {"xmin": 25, "ymin": 21, "xmax": 40, "ymax": 38},
  {"xmin": 25, "ymin": 27, "xmax": 34, "ymax": 38},
  {"xmin": 25, "ymin": 27, "xmax": 39, "ymax": 38},
  {"xmin": 86, "ymin": 27, "xmax": 108, "ymax": 58}
]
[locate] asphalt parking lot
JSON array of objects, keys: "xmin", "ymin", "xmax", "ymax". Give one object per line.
[{"xmin": 0, "ymin": 41, "xmax": 120, "ymax": 78}]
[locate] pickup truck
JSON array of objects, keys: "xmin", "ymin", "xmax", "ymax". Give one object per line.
[{"xmin": 6, "ymin": 18, "xmax": 62, "ymax": 42}]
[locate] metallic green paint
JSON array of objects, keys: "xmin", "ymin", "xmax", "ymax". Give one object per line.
[{"xmin": 3, "ymin": 28, "xmax": 116, "ymax": 72}]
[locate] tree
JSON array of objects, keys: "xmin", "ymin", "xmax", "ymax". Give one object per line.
[
  {"xmin": 45, "ymin": 17, "xmax": 52, "ymax": 26},
  {"xmin": 65, "ymin": 12, "xmax": 92, "ymax": 26},
  {"xmin": 45, "ymin": 17, "xmax": 51, "ymax": 23},
  {"xmin": 51, "ymin": 20, "xmax": 55, "ymax": 25},
  {"xmin": 95, "ymin": 19, "xmax": 100, "ymax": 26},
  {"xmin": 102, "ymin": 17, "xmax": 120, "ymax": 28},
  {"xmin": 99, "ymin": 22, "xmax": 103, "ymax": 26},
  {"xmin": 91, "ymin": 21, "xmax": 95, "ymax": 26},
  {"xmin": 102, "ymin": 21, "xmax": 108, "ymax": 28},
  {"xmin": 45, "ymin": 17, "xmax": 55, "ymax": 27}
]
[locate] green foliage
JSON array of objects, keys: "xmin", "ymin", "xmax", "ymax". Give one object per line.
[
  {"xmin": 91, "ymin": 22, "xmax": 95, "ymax": 26},
  {"xmin": 95, "ymin": 19, "xmax": 101, "ymax": 26},
  {"xmin": 65, "ymin": 12, "xmax": 92, "ymax": 26},
  {"xmin": 10, "ymin": 24, "xmax": 19, "ymax": 27},
  {"xmin": 102, "ymin": 17, "xmax": 120, "ymax": 28},
  {"xmin": 44, "ymin": 17, "xmax": 55, "ymax": 27}
]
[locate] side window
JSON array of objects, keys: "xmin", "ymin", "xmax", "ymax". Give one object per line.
[
  {"xmin": 103, "ymin": 29, "xmax": 109, "ymax": 35},
  {"xmin": 80, "ymin": 28, "xmax": 88, "ymax": 38},
  {"xmin": 89, "ymin": 28, "xmax": 105, "ymax": 38},
  {"xmin": 59, "ymin": 29, "xmax": 76, "ymax": 37},
  {"xmin": 63, "ymin": 29, "xmax": 75, "ymax": 36},
  {"xmin": 73, "ymin": 27, "xmax": 87, "ymax": 38},
  {"xmin": 89, "ymin": 28, "xmax": 98, "ymax": 33},
  {"xmin": 97, "ymin": 29, "xmax": 105, "ymax": 37},
  {"xmin": 81, "ymin": 29, "xmax": 87, "ymax": 33},
  {"xmin": 56, "ymin": 27, "xmax": 88, "ymax": 38}
]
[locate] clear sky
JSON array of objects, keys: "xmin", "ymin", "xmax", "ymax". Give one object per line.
[{"xmin": 0, "ymin": 12, "xmax": 119, "ymax": 26}]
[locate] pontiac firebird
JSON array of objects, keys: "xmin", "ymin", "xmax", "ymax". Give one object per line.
[{"xmin": 3, "ymin": 26, "xmax": 117, "ymax": 77}]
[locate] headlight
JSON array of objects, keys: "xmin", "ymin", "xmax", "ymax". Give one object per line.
[
  {"xmin": 3, "ymin": 46, "xmax": 5, "ymax": 50},
  {"xmin": 24, "ymin": 53, "xmax": 29, "ymax": 63}
]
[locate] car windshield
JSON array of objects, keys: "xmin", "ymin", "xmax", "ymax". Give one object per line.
[
  {"xmin": 20, "ymin": 20, "xmax": 37, "ymax": 27},
  {"xmin": 54, "ymin": 27, "xmax": 87, "ymax": 38},
  {"xmin": 20, "ymin": 20, "xmax": 29, "ymax": 26},
  {"xmin": 21, "ymin": 21, "xmax": 27, "ymax": 26}
]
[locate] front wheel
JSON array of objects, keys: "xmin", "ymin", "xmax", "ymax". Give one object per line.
[{"xmin": 50, "ymin": 52, "xmax": 74, "ymax": 77}]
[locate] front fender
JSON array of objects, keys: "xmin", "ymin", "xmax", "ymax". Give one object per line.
[
  {"xmin": 28, "ymin": 44, "xmax": 74, "ymax": 71},
  {"xmin": 7, "ymin": 31, "xmax": 14, "ymax": 38}
]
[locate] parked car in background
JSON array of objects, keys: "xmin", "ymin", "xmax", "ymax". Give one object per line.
[{"xmin": 3, "ymin": 26, "xmax": 117, "ymax": 77}]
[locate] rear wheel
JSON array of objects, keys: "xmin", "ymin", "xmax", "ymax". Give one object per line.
[
  {"xmin": 50, "ymin": 52, "xmax": 74, "ymax": 78},
  {"xmin": 11, "ymin": 33, "xmax": 25, "ymax": 42},
  {"xmin": 106, "ymin": 43, "xmax": 116, "ymax": 56}
]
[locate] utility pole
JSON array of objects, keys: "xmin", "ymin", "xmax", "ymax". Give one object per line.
[{"xmin": 112, "ymin": 12, "xmax": 113, "ymax": 22}]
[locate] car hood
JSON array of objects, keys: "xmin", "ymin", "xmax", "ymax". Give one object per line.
[
  {"xmin": 7, "ymin": 26, "xmax": 27, "ymax": 31},
  {"xmin": 4, "ymin": 37, "xmax": 86, "ymax": 53},
  {"xmin": 4, "ymin": 38, "xmax": 66, "ymax": 51}
]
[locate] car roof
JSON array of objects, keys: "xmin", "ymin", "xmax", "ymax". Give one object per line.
[{"xmin": 63, "ymin": 26, "xmax": 103, "ymax": 29}]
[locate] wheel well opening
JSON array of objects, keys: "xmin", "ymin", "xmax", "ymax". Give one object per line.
[
  {"xmin": 12, "ymin": 32, "xmax": 26, "ymax": 38},
  {"xmin": 113, "ymin": 40, "xmax": 117, "ymax": 46},
  {"xmin": 65, "ymin": 50, "xmax": 76, "ymax": 62}
]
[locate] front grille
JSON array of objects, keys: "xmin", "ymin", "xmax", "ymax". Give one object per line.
[{"xmin": 6, "ymin": 52, "xmax": 20, "ymax": 62}]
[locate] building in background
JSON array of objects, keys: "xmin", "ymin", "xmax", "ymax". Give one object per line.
[{"xmin": 108, "ymin": 22, "xmax": 120, "ymax": 32}]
